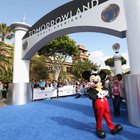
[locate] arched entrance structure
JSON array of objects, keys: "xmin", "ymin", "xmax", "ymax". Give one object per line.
[
  {"xmin": 22, "ymin": 0, "xmax": 126, "ymax": 60},
  {"xmin": 9, "ymin": 0, "xmax": 140, "ymax": 127}
]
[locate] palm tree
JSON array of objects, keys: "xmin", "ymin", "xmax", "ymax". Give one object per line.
[
  {"xmin": 0, "ymin": 43, "xmax": 14, "ymax": 81},
  {"xmin": 0, "ymin": 47, "xmax": 11, "ymax": 72},
  {"xmin": 0, "ymin": 23, "xmax": 14, "ymax": 43},
  {"xmin": 0, "ymin": 23, "xmax": 14, "ymax": 82}
]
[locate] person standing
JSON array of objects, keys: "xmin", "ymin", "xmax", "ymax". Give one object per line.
[
  {"xmin": 112, "ymin": 74, "xmax": 123, "ymax": 117},
  {"xmin": 38, "ymin": 79, "xmax": 45, "ymax": 90},
  {"xmin": 75, "ymin": 81, "xmax": 81, "ymax": 98}
]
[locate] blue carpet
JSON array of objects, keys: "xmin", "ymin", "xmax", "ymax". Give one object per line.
[{"xmin": 0, "ymin": 96, "xmax": 140, "ymax": 140}]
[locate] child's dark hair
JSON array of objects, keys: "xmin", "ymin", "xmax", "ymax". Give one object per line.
[{"xmin": 116, "ymin": 74, "xmax": 122, "ymax": 81}]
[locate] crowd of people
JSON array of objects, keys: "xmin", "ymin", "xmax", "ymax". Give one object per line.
[
  {"xmin": 31, "ymin": 79, "xmax": 87, "ymax": 91},
  {"xmin": 31, "ymin": 79, "xmax": 58, "ymax": 89},
  {"xmin": 0, "ymin": 74, "xmax": 126, "ymax": 112},
  {"xmin": 31, "ymin": 74, "xmax": 126, "ymax": 107}
]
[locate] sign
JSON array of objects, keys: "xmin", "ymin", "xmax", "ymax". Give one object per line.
[
  {"xmin": 23, "ymin": 0, "xmax": 108, "ymax": 38},
  {"xmin": 58, "ymin": 85, "xmax": 75, "ymax": 97},
  {"xmin": 22, "ymin": 0, "xmax": 126, "ymax": 60},
  {"xmin": 33, "ymin": 85, "xmax": 76, "ymax": 100},
  {"xmin": 33, "ymin": 87, "xmax": 57, "ymax": 100}
]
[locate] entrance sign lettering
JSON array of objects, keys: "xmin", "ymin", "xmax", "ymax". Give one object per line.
[
  {"xmin": 25, "ymin": 0, "xmax": 108, "ymax": 37},
  {"xmin": 22, "ymin": 0, "xmax": 126, "ymax": 60}
]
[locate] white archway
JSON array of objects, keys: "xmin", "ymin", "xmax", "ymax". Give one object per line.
[
  {"xmin": 9, "ymin": 0, "xmax": 140, "ymax": 127},
  {"xmin": 22, "ymin": 0, "xmax": 126, "ymax": 60}
]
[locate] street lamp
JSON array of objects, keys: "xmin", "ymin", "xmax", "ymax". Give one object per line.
[
  {"xmin": 112, "ymin": 43, "xmax": 122, "ymax": 75},
  {"xmin": 112, "ymin": 43, "xmax": 120, "ymax": 53}
]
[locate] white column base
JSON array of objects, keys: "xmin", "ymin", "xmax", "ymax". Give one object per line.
[
  {"xmin": 125, "ymin": 75, "xmax": 140, "ymax": 127},
  {"xmin": 7, "ymin": 83, "xmax": 32, "ymax": 105}
]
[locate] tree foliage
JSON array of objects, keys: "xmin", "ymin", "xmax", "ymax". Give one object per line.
[
  {"xmin": 0, "ymin": 23, "xmax": 14, "ymax": 82},
  {"xmin": 0, "ymin": 23, "xmax": 14, "ymax": 42},
  {"xmin": 30, "ymin": 55, "xmax": 49, "ymax": 80},
  {"xmin": 72, "ymin": 60, "xmax": 99, "ymax": 79},
  {"xmin": 38, "ymin": 35, "xmax": 78, "ymax": 81},
  {"xmin": 100, "ymin": 69, "xmax": 111, "ymax": 76},
  {"xmin": 105, "ymin": 56, "xmax": 127, "ymax": 68}
]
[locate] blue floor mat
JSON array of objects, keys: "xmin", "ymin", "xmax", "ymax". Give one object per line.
[{"xmin": 0, "ymin": 96, "xmax": 139, "ymax": 140}]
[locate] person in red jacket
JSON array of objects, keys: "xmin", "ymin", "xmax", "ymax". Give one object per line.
[
  {"xmin": 82, "ymin": 71, "xmax": 123, "ymax": 138},
  {"xmin": 112, "ymin": 74, "xmax": 124, "ymax": 117}
]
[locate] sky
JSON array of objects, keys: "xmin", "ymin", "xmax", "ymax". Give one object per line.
[{"xmin": 0, "ymin": 0, "xmax": 129, "ymax": 70}]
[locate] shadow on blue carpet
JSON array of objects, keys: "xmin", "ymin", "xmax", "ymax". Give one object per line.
[{"xmin": 0, "ymin": 96, "xmax": 139, "ymax": 140}]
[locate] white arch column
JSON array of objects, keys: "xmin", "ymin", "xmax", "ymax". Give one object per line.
[
  {"xmin": 8, "ymin": 22, "xmax": 32, "ymax": 105},
  {"xmin": 11, "ymin": 22, "xmax": 31, "ymax": 82},
  {"xmin": 124, "ymin": 0, "xmax": 140, "ymax": 74},
  {"xmin": 124, "ymin": 0, "xmax": 140, "ymax": 127},
  {"xmin": 113, "ymin": 53, "xmax": 122, "ymax": 75}
]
